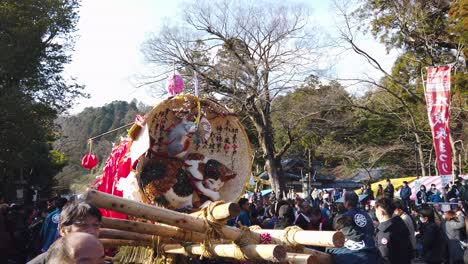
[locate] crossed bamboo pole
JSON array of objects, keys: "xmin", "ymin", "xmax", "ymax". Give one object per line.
[{"xmin": 84, "ymin": 190, "xmax": 340, "ymax": 263}]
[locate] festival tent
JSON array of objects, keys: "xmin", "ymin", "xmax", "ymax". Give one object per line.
[{"xmin": 408, "ymin": 175, "xmax": 466, "ymax": 200}]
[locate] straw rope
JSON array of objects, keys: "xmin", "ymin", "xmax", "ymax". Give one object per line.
[{"xmin": 282, "ymin": 226, "xmax": 305, "ymax": 253}]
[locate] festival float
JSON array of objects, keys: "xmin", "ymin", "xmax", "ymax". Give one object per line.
[{"xmin": 82, "ymin": 73, "xmax": 343, "ymax": 264}]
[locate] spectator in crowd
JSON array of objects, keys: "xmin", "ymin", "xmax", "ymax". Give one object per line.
[
  {"xmin": 326, "ymin": 215, "xmax": 379, "ymax": 264},
  {"xmin": 309, "ymin": 207, "xmax": 328, "ymax": 231},
  {"xmin": 294, "ymin": 200, "xmax": 312, "ymax": 230},
  {"xmin": 366, "ymin": 183, "xmax": 374, "ymax": 200},
  {"xmin": 393, "ymin": 200, "xmax": 416, "ymax": 252},
  {"xmin": 459, "ymin": 179, "xmax": 468, "ymax": 202},
  {"xmin": 429, "ymin": 191, "xmax": 444, "ymax": 203},
  {"xmin": 416, "ymin": 185, "xmax": 429, "ymax": 206},
  {"xmin": 399, "ymin": 181, "xmax": 412, "ymax": 212},
  {"xmin": 384, "ymin": 178, "xmax": 394, "ymax": 199},
  {"xmin": 320, "ymin": 201, "xmax": 331, "ymax": 221},
  {"xmin": 274, "ymin": 204, "xmax": 294, "ymax": 229},
  {"xmin": 374, "ymin": 197, "xmax": 412, "ymax": 264},
  {"xmin": 427, "ymin": 184, "xmax": 439, "ymax": 198},
  {"xmin": 343, "ymin": 192, "xmax": 375, "ymax": 246},
  {"xmin": 236, "ymin": 198, "xmax": 251, "ymax": 227},
  {"xmin": 46, "ymin": 232, "xmax": 105, "ymax": 264},
  {"xmin": 417, "ymin": 206, "xmax": 446, "ymax": 264},
  {"xmin": 376, "ymin": 184, "xmax": 384, "ymax": 200},
  {"xmin": 442, "ymin": 210, "xmax": 465, "ymax": 264},
  {"xmin": 28, "ymin": 200, "xmax": 102, "ymax": 264},
  {"xmin": 0, "ymin": 203, "xmax": 12, "ymax": 263},
  {"xmin": 40, "ymin": 197, "xmax": 68, "ymax": 252},
  {"xmin": 447, "ymin": 184, "xmax": 459, "ymax": 202},
  {"xmin": 7, "ymin": 203, "xmax": 31, "ymax": 263}
]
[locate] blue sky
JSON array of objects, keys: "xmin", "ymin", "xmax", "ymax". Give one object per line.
[{"xmin": 65, "ymin": 0, "xmax": 398, "ymax": 113}]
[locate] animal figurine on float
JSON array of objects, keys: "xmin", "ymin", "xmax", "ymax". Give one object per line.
[{"xmin": 92, "ymin": 73, "xmax": 251, "ymax": 213}]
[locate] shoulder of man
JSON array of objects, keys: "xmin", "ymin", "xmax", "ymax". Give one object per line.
[{"xmin": 27, "ymin": 251, "xmax": 48, "ymax": 264}]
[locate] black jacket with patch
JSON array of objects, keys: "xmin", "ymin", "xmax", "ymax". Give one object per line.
[{"xmin": 375, "ymin": 216, "xmax": 412, "ymax": 264}]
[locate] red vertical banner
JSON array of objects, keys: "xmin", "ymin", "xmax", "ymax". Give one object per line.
[{"xmin": 425, "ymin": 66, "xmax": 452, "ymax": 176}]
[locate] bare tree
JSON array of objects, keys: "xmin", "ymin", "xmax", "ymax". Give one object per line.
[{"xmin": 141, "ymin": 0, "xmax": 322, "ymax": 196}]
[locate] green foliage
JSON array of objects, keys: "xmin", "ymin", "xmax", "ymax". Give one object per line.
[
  {"xmin": 55, "ymin": 100, "xmax": 148, "ymax": 192},
  {"xmin": 0, "ymin": 0, "xmax": 85, "ymax": 202}
]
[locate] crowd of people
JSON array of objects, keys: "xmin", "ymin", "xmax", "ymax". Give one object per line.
[
  {"xmin": 229, "ymin": 178, "xmax": 468, "ymax": 264},
  {"xmin": 0, "ymin": 178, "xmax": 467, "ymax": 263},
  {"xmin": 0, "ymin": 196, "xmax": 104, "ymax": 264}
]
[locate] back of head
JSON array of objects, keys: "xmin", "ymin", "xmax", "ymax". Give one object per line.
[
  {"xmin": 344, "ymin": 192, "xmax": 359, "ymax": 208},
  {"xmin": 375, "ymin": 197, "xmax": 395, "ymax": 216},
  {"xmin": 393, "ymin": 199, "xmax": 404, "ymax": 211},
  {"xmin": 418, "ymin": 206, "xmax": 435, "ymax": 223},
  {"xmin": 278, "ymin": 204, "xmax": 294, "ymax": 223},
  {"xmin": 55, "ymin": 197, "xmax": 68, "ymax": 210},
  {"xmin": 47, "ymin": 232, "xmax": 104, "ymax": 264},
  {"xmin": 238, "ymin": 198, "xmax": 248, "ymax": 208}
]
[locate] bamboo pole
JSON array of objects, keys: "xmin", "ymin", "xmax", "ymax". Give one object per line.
[
  {"xmin": 100, "ymin": 239, "xmax": 154, "ymax": 248},
  {"xmin": 286, "ymin": 253, "xmax": 316, "ymax": 264},
  {"xmin": 83, "ymin": 190, "xmax": 247, "ymax": 241},
  {"xmin": 303, "ymin": 248, "xmax": 333, "ymax": 264},
  {"xmin": 84, "ymin": 190, "xmax": 343, "ymax": 247},
  {"xmin": 101, "ymin": 217, "xmax": 205, "ymax": 243},
  {"xmin": 163, "ymin": 243, "xmax": 286, "ymax": 263},
  {"xmin": 265, "ymin": 229, "xmax": 345, "ymax": 248},
  {"xmin": 190, "ymin": 202, "xmax": 240, "ymax": 221},
  {"xmin": 99, "ymin": 228, "xmax": 154, "ymax": 241}
]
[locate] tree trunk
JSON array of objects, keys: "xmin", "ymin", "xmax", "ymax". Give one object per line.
[
  {"xmin": 414, "ymin": 133, "xmax": 426, "ymax": 177},
  {"xmin": 251, "ymin": 112, "xmax": 286, "ymax": 198}
]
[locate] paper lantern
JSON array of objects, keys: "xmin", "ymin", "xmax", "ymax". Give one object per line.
[
  {"xmin": 81, "ymin": 153, "xmax": 98, "ymax": 169},
  {"xmin": 167, "ymin": 74, "xmax": 184, "ymax": 95}
]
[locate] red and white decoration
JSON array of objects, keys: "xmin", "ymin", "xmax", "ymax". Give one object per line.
[{"xmin": 425, "ymin": 66, "xmax": 452, "ymax": 176}]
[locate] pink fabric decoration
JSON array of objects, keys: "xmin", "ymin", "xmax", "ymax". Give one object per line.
[
  {"xmin": 167, "ymin": 74, "xmax": 184, "ymax": 95},
  {"xmin": 260, "ymin": 233, "xmax": 272, "ymax": 244}
]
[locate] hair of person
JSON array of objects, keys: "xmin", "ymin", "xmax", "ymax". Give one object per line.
[
  {"xmin": 59, "ymin": 200, "xmax": 102, "ymax": 228},
  {"xmin": 55, "ymin": 197, "xmax": 68, "ymax": 210},
  {"xmin": 238, "ymin": 198, "xmax": 249, "ymax": 208},
  {"xmin": 403, "ymin": 181, "xmax": 408, "ymax": 184},
  {"xmin": 418, "ymin": 206, "xmax": 435, "ymax": 222},
  {"xmin": 393, "ymin": 199, "xmax": 404, "ymax": 210},
  {"xmin": 46, "ymin": 237, "xmax": 74, "ymax": 263},
  {"xmin": 444, "ymin": 210, "xmax": 458, "ymax": 222},
  {"xmin": 344, "ymin": 192, "xmax": 358, "ymax": 208},
  {"xmin": 386, "ymin": 178, "xmax": 390, "ymax": 182},
  {"xmin": 309, "ymin": 206, "xmax": 321, "ymax": 217},
  {"xmin": 375, "ymin": 197, "xmax": 395, "ymax": 216}
]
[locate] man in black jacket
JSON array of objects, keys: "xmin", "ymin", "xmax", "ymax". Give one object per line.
[
  {"xmin": 384, "ymin": 178, "xmax": 394, "ymax": 199},
  {"xmin": 375, "ymin": 197, "xmax": 412, "ymax": 264}
]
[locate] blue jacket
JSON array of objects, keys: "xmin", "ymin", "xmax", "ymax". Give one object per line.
[
  {"xmin": 326, "ymin": 222, "xmax": 379, "ymax": 264},
  {"xmin": 400, "ymin": 186, "xmax": 411, "ymax": 200},
  {"xmin": 40, "ymin": 209, "xmax": 61, "ymax": 252},
  {"xmin": 345, "ymin": 208, "xmax": 375, "ymax": 247}
]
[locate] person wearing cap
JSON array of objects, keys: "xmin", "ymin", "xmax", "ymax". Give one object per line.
[
  {"xmin": 343, "ymin": 192, "xmax": 375, "ymax": 246},
  {"xmin": 326, "ymin": 215, "xmax": 379, "ymax": 264},
  {"xmin": 375, "ymin": 197, "xmax": 413, "ymax": 264}
]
